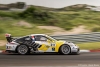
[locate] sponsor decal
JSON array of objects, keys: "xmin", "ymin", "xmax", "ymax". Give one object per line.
[
  {"xmin": 46, "ymin": 45, "xmax": 50, "ymax": 48},
  {"xmin": 38, "ymin": 44, "xmax": 50, "ymax": 51},
  {"xmin": 52, "ymin": 48, "xmax": 55, "ymax": 51},
  {"xmin": 51, "ymin": 43, "xmax": 55, "ymax": 46}
]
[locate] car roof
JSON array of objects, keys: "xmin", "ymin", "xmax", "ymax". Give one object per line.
[
  {"xmin": 13, "ymin": 34, "xmax": 48, "ymax": 39},
  {"xmin": 30, "ymin": 34, "xmax": 46, "ymax": 36}
]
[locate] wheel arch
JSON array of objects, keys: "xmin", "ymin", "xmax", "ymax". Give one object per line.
[
  {"xmin": 15, "ymin": 44, "xmax": 30, "ymax": 53},
  {"xmin": 58, "ymin": 44, "xmax": 71, "ymax": 53}
]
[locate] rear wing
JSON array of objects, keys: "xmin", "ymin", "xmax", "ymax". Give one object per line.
[{"xmin": 5, "ymin": 33, "xmax": 12, "ymax": 42}]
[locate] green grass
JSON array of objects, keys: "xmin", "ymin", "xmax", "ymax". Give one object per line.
[
  {"xmin": 77, "ymin": 42, "xmax": 100, "ymax": 50},
  {"xmin": 49, "ymin": 11, "xmax": 100, "ymax": 31},
  {"xmin": 1, "ymin": 6, "xmax": 100, "ymax": 38},
  {"xmin": 0, "ymin": 18, "xmax": 53, "ymax": 40},
  {"xmin": 1, "ymin": 7, "xmax": 100, "ymax": 31},
  {"xmin": 0, "ymin": 46, "xmax": 5, "ymax": 50}
]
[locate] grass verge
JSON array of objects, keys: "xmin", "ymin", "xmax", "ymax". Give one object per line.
[
  {"xmin": 77, "ymin": 42, "xmax": 100, "ymax": 50},
  {"xmin": 0, "ymin": 18, "xmax": 53, "ymax": 40},
  {"xmin": 0, "ymin": 46, "xmax": 5, "ymax": 50}
]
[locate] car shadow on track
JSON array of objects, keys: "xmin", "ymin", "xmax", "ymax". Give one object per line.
[{"xmin": 3, "ymin": 52, "xmax": 80, "ymax": 55}]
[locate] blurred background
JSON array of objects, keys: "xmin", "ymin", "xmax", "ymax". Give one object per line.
[{"xmin": 0, "ymin": 0, "xmax": 100, "ymax": 50}]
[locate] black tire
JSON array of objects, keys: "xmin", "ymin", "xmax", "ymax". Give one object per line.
[
  {"xmin": 59, "ymin": 44, "xmax": 71, "ymax": 55},
  {"xmin": 17, "ymin": 45, "xmax": 29, "ymax": 55}
]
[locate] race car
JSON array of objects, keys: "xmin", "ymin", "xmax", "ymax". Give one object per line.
[{"xmin": 5, "ymin": 34, "xmax": 80, "ymax": 55}]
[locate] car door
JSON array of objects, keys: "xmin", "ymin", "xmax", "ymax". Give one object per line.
[{"xmin": 35, "ymin": 35, "xmax": 55, "ymax": 52}]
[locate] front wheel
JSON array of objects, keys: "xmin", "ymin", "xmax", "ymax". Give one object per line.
[
  {"xmin": 17, "ymin": 45, "xmax": 29, "ymax": 55},
  {"xmin": 59, "ymin": 44, "xmax": 71, "ymax": 55}
]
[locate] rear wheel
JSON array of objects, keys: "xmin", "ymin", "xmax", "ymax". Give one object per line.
[
  {"xmin": 59, "ymin": 44, "xmax": 71, "ymax": 55},
  {"xmin": 17, "ymin": 45, "xmax": 29, "ymax": 55}
]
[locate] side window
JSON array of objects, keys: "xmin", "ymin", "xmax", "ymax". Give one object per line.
[
  {"xmin": 35, "ymin": 35, "xmax": 49, "ymax": 41},
  {"xmin": 34, "ymin": 36, "xmax": 41, "ymax": 41},
  {"xmin": 40, "ymin": 36, "xmax": 47, "ymax": 41}
]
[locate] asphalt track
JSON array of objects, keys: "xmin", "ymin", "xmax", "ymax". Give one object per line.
[{"xmin": 0, "ymin": 52, "xmax": 100, "ymax": 66}]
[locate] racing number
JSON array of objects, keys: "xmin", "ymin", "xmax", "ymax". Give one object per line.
[{"xmin": 51, "ymin": 43, "xmax": 55, "ymax": 51}]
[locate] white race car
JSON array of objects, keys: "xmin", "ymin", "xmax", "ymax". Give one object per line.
[{"xmin": 5, "ymin": 34, "xmax": 80, "ymax": 55}]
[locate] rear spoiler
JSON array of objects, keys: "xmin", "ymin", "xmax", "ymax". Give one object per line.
[{"xmin": 5, "ymin": 33, "xmax": 12, "ymax": 42}]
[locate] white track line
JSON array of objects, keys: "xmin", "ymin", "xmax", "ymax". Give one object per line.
[
  {"xmin": 0, "ymin": 50, "xmax": 2, "ymax": 53},
  {"xmin": 80, "ymin": 50, "xmax": 90, "ymax": 52}
]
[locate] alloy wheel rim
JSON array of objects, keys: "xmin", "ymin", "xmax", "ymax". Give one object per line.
[
  {"xmin": 61, "ymin": 45, "xmax": 70, "ymax": 54},
  {"xmin": 18, "ymin": 45, "xmax": 28, "ymax": 54}
]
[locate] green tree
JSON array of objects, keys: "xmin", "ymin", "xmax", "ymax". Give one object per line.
[{"xmin": 16, "ymin": 2, "xmax": 26, "ymax": 9}]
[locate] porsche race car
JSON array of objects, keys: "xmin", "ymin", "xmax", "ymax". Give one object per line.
[{"xmin": 5, "ymin": 34, "xmax": 80, "ymax": 55}]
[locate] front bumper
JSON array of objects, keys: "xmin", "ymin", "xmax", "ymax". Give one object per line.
[
  {"xmin": 70, "ymin": 45, "xmax": 79, "ymax": 52},
  {"xmin": 66, "ymin": 42, "xmax": 79, "ymax": 53}
]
